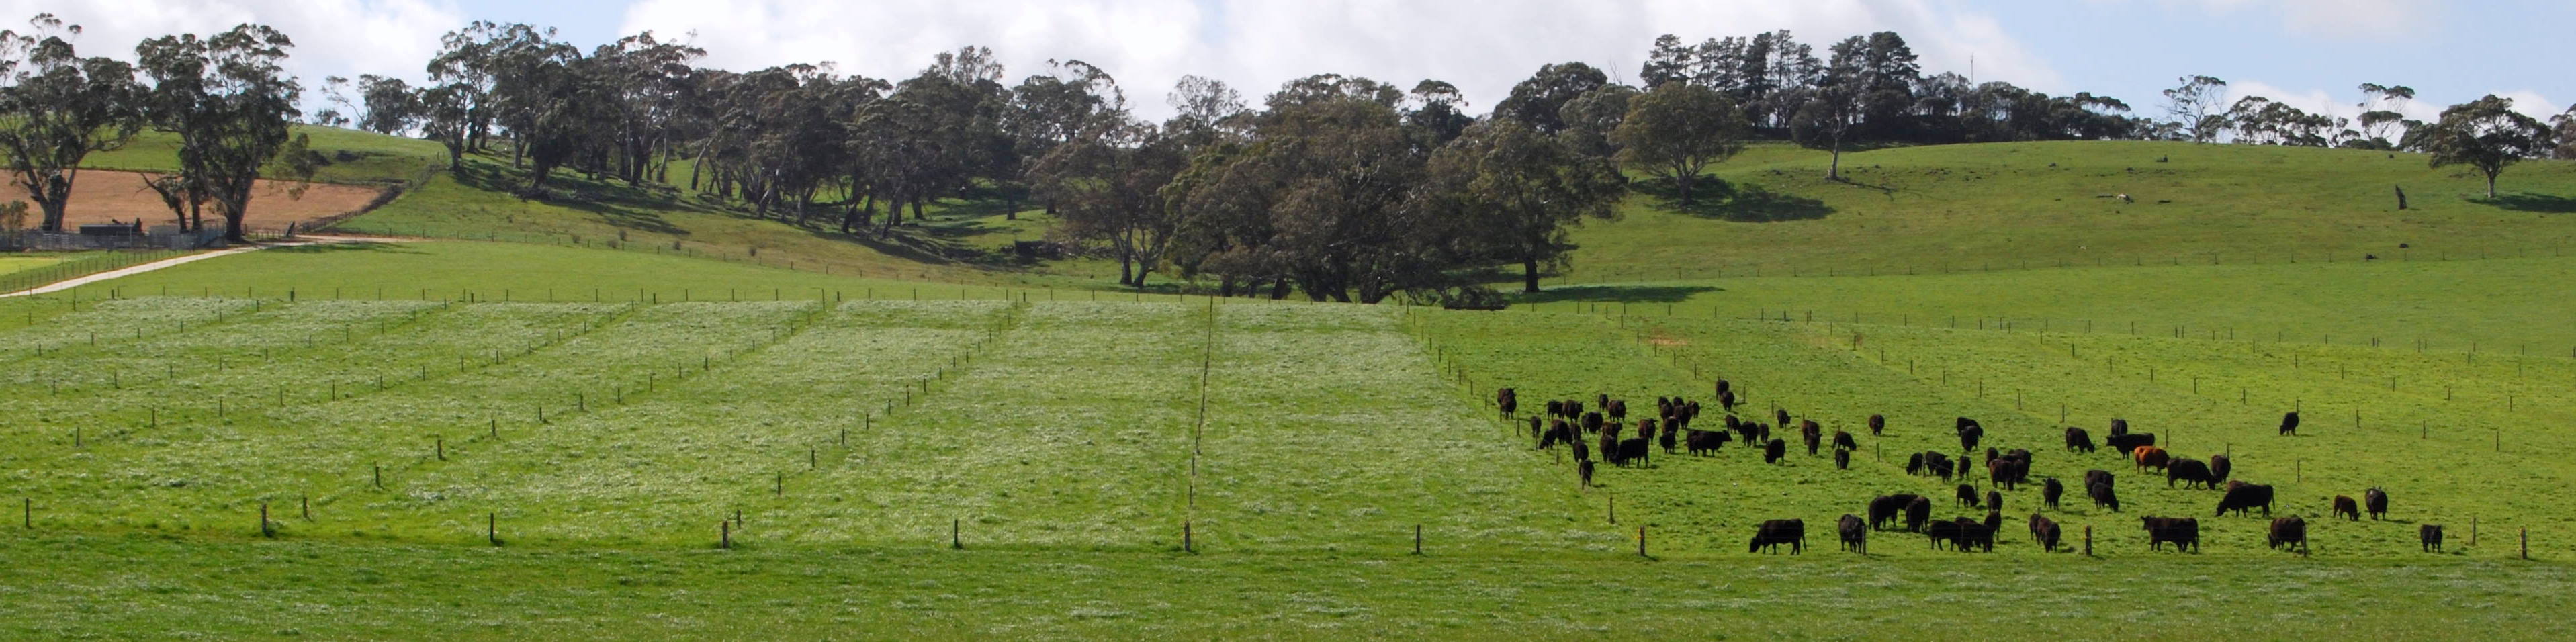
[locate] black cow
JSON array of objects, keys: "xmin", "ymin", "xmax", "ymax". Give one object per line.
[
  {"xmin": 1685, "ymin": 429, "xmax": 1726, "ymax": 456},
  {"xmin": 2280, "ymin": 411, "xmax": 2301, "ymax": 436},
  {"xmin": 2084, "ymin": 469, "xmax": 2115, "ymax": 491},
  {"xmin": 1956, "ymin": 484, "xmax": 1981, "ymax": 508},
  {"xmin": 1839, "ymin": 514, "xmax": 1867, "ymax": 553},
  {"xmin": 2366, "ymin": 488, "xmax": 2389, "ymax": 520},
  {"xmin": 1906, "ymin": 453, "xmax": 1926, "ymax": 475},
  {"xmin": 2109, "ymin": 418, "xmax": 2129, "ymax": 437},
  {"xmin": 1714, "ymin": 379, "xmax": 1732, "ymax": 398},
  {"xmin": 2215, "ymin": 483, "xmax": 2274, "ymax": 517},
  {"xmin": 1986, "ymin": 490, "xmax": 2004, "ymax": 512},
  {"xmin": 1989, "ymin": 457, "xmax": 2029, "ymax": 490},
  {"xmin": 1868, "ymin": 494, "xmax": 1918, "ymax": 530},
  {"xmin": 2268, "ymin": 516, "xmax": 2308, "ymax": 553},
  {"xmin": 1905, "ymin": 496, "xmax": 1933, "ymax": 532},
  {"xmin": 1928, "ymin": 455, "xmax": 1955, "ymax": 481},
  {"xmin": 1497, "ymin": 388, "xmax": 1517, "ymax": 418},
  {"xmin": 1763, "ymin": 439, "xmax": 1787, "ymax": 464},
  {"xmin": 2209, "ymin": 454, "xmax": 2232, "ymax": 484},
  {"xmin": 1616, "ymin": 438, "xmax": 1652, "ymax": 467},
  {"xmin": 1955, "ymin": 517, "xmax": 1996, "ymax": 553},
  {"xmin": 2166, "ymin": 458, "xmax": 2217, "ymax": 489},
  {"xmin": 1958, "ymin": 425, "xmax": 1984, "ymax": 452},
  {"xmin": 1834, "ymin": 449, "xmax": 1851, "ymax": 469},
  {"xmin": 1658, "ymin": 424, "xmax": 1679, "ymax": 453},
  {"xmin": 1832, "ymin": 430, "xmax": 1857, "ymax": 452},
  {"xmin": 2089, "ymin": 481, "xmax": 2122, "ymax": 512},
  {"xmin": 1925, "ymin": 519, "xmax": 1965, "ymax": 550},
  {"xmin": 2041, "ymin": 478, "xmax": 2064, "ymax": 510},
  {"xmin": 2333, "ymin": 495, "xmax": 2360, "ymax": 520},
  {"xmin": 1545, "ymin": 399, "xmax": 1564, "ymax": 418},
  {"xmin": 2143, "ymin": 516, "xmax": 2200, "ymax": 552},
  {"xmin": 1868, "ymin": 414, "xmax": 1886, "ymax": 436},
  {"xmin": 1801, "ymin": 420, "xmax": 1822, "ymax": 455},
  {"xmin": 1957, "ymin": 416, "xmax": 1984, "ymax": 432},
  {"xmin": 1607, "ymin": 398, "xmax": 1627, "ymax": 422},
  {"xmin": 1597, "ymin": 434, "xmax": 1617, "ymax": 465},
  {"xmin": 1570, "ymin": 432, "xmax": 1590, "ymax": 462},
  {"xmin": 1750, "ymin": 519, "xmax": 1806, "ymax": 554},
  {"xmin": 1775, "ymin": 408, "xmax": 1791, "ymax": 428},
  {"xmin": 2030, "ymin": 514, "xmax": 2062, "ymax": 552},
  {"xmin": 2065, "ymin": 426, "xmax": 2095, "ymax": 453},
  {"xmin": 1577, "ymin": 459, "xmax": 1595, "ymax": 486},
  {"xmin": 2422, "ymin": 524, "xmax": 2444, "ymax": 552},
  {"xmin": 2105, "ymin": 432, "xmax": 2156, "ymax": 455},
  {"xmin": 1718, "ymin": 389, "xmax": 1738, "ymax": 410},
  {"xmin": 1583, "ymin": 412, "xmax": 1605, "ymax": 434}
]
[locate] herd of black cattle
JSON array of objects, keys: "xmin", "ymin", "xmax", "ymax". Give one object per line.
[{"xmin": 1497, "ymin": 384, "xmax": 2446, "ymax": 555}]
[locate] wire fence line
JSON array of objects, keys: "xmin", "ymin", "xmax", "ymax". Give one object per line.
[{"xmin": 1544, "ymin": 242, "xmax": 2576, "ymax": 286}]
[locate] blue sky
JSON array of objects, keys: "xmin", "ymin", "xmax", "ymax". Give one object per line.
[{"xmin": 12, "ymin": 0, "xmax": 2567, "ymax": 123}]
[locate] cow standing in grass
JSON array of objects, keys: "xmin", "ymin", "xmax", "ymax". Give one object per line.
[{"xmin": 1839, "ymin": 514, "xmax": 1868, "ymax": 553}]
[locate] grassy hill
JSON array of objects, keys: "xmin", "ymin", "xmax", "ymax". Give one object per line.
[
  {"xmin": 1557, "ymin": 140, "xmax": 2576, "ymax": 283},
  {"xmin": 84, "ymin": 125, "xmax": 449, "ymax": 186}
]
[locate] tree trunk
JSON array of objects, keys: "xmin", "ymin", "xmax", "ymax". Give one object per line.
[
  {"xmin": 1524, "ymin": 258, "xmax": 1542, "ymax": 293},
  {"xmin": 2486, "ymin": 173, "xmax": 2498, "ymax": 199},
  {"xmin": 1829, "ymin": 138, "xmax": 1844, "ymax": 181},
  {"xmin": 1118, "ymin": 257, "xmax": 1135, "ymax": 286},
  {"xmin": 1677, "ymin": 171, "xmax": 1694, "ymax": 206}
]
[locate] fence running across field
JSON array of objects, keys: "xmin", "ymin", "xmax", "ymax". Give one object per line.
[{"xmin": 1, "ymin": 291, "xmax": 2557, "ymax": 562}]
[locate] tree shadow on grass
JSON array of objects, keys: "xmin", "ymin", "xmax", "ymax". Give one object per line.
[
  {"xmin": 1515, "ymin": 284, "xmax": 1720, "ymax": 304},
  {"xmin": 2485, "ymin": 192, "xmax": 2576, "ymax": 214},
  {"xmin": 1630, "ymin": 177, "xmax": 1834, "ymax": 222},
  {"xmin": 266, "ymin": 241, "xmax": 427, "ymax": 255},
  {"xmin": 451, "ymin": 161, "xmax": 692, "ymax": 238}
]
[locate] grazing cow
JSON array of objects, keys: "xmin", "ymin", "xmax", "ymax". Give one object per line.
[
  {"xmin": 1905, "ymin": 496, "xmax": 1933, "ymax": 532},
  {"xmin": 1801, "ymin": 420, "xmax": 1822, "ymax": 455},
  {"xmin": 1714, "ymin": 379, "xmax": 1732, "ymax": 398},
  {"xmin": 1750, "ymin": 519, "xmax": 1806, "ymax": 554},
  {"xmin": 1775, "ymin": 409, "xmax": 1792, "ymax": 429},
  {"xmin": 1839, "ymin": 514, "xmax": 1868, "ymax": 553},
  {"xmin": 2215, "ymin": 483, "xmax": 2275, "ymax": 517},
  {"xmin": 2209, "ymin": 454, "xmax": 2232, "ymax": 484},
  {"xmin": 1527, "ymin": 416, "xmax": 1544, "ymax": 440},
  {"xmin": 1583, "ymin": 412, "xmax": 1605, "ymax": 434},
  {"xmin": 1763, "ymin": 439, "xmax": 1787, "ymax": 464},
  {"xmin": 1684, "ymin": 401, "xmax": 1703, "ymax": 424},
  {"xmin": 1868, "ymin": 414, "xmax": 1886, "ymax": 436},
  {"xmin": 1956, "ymin": 484, "xmax": 1982, "ymax": 508},
  {"xmin": 1540, "ymin": 420, "xmax": 1575, "ymax": 450},
  {"xmin": 2280, "ymin": 412, "xmax": 2301, "ymax": 436},
  {"xmin": 1832, "ymin": 430, "xmax": 1857, "ymax": 452},
  {"xmin": 1925, "ymin": 519, "xmax": 1965, "ymax": 550},
  {"xmin": 1958, "ymin": 425, "xmax": 1984, "ymax": 453},
  {"xmin": 1834, "ymin": 448, "xmax": 1851, "ymax": 469},
  {"xmin": 1685, "ymin": 429, "xmax": 1728, "ymax": 455},
  {"xmin": 1986, "ymin": 490, "xmax": 2004, "ymax": 512},
  {"xmin": 2084, "ymin": 469, "xmax": 2113, "ymax": 489},
  {"xmin": 2422, "ymin": 524, "xmax": 2444, "ymax": 552},
  {"xmin": 2109, "ymin": 418, "xmax": 2130, "ymax": 437},
  {"xmin": 2132, "ymin": 446, "xmax": 2171, "ymax": 473},
  {"xmin": 1988, "ymin": 457, "xmax": 2028, "ymax": 491},
  {"xmin": 2269, "ymin": 516, "xmax": 2308, "ymax": 553},
  {"xmin": 1577, "ymin": 459, "xmax": 1595, "ymax": 486},
  {"xmin": 1616, "ymin": 438, "xmax": 1652, "ymax": 467},
  {"xmin": 1907, "ymin": 453, "xmax": 1926, "ymax": 475},
  {"xmin": 1570, "ymin": 431, "xmax": 1590, "ymax": 462},
  {"xmin": 1546, "ymin": 399, "xmax": 1564, "ymax": 418},
  {"xmin": 1718, "ymin": 389, "xmax": 1738, "ymax": 410},
  {"xmin": 2065, "ymin": 427, "xmax": 2095, "ymax": 453},
  {"xmin": 1607, "ymin": 398, "xmax": 1627, "ymax": 422},
  {"xmin": 2142, "ymin": 516, "xmax": 2201, "ymax": 552},
  {"xmin": 2042, "ymin": 478, "xmax": 2065, "ymax": 510},
  {"xmin": 2105, "ymin": 432, "xmax": 2157, "ymax": 455},
  {"xmin": 1869, "ymin": 494, "xmax": 1922, "ymax": 530},
  {"xmin": 1564, "ymin": 400, "xmax": 1584, "ymax": 420},
  {"xmin": 1658, "ymin": 425, "xmax": 1680, "ymax": 453},
  {"xmin": 2332, "ymin": 496, "xmax": 2360, "ymax": 521},
  {"xmin": 1639, "ymin": 418, "xmax": 1659, "ymax": 441},
  {"xmin": 1597, "ymin": 434, "xmax": 1618, "ymax": 465},
  {"xmin": 2089, "ymin": 481, "xmax": 2123, "ymax": 512},
  {"xmin": 2030, "ymin": 514, "xmax": 2063, "ymax": 552},
  {"xmin": 1497, "ymin": 388, "xmax": 1517, "ymax": 418},
  {"xmin": 1729, "ymin": 416, "xmax": 1763, "ymax": 446},
  {"xmin": 2166, "ymin": 458, "xmax": 2217, "ymax": 489},
  {"xmin": 2365, "ymin": 488, "xmax": 2389, "ymax": 520},
  {"xmin": 1928, "ymin": 456, "xmax": 1956, "ymax": 481},
  {"xmin": 1955, "ymin": 517, "xmax": 1996, "ymax": 553}
]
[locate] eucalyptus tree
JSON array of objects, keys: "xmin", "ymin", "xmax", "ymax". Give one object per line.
[
  {"xmin": 1614, "ymin": 81, "xmax": 1744, "ymax": 205},
  {"xmin": 2424, "ymin": 95, "xmax": 2552, "ymax": 198},
  {"xmin": 0, "ymin": 13, "xmax": 142, "ymax": 232},
  {"xmin": 134, "ymin": 23, "xmax": 304, "ymax": 241}
]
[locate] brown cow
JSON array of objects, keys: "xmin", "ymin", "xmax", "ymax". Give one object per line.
[
  {"xmin": 2209, "ymin": 453, "xmax": 2232, "ymax": 484},
  {"xmin": 1496, "ymin": 388, "xmax": 1517, "ymax": 418},
  {"xmin": 1801, "ymin": 420, "xmax": 1822, "ymax": 455},
  {"xmin": 2132, "ymin": 446, "xmax": 2171, "ymax": 473},
  {"xmin": 2332, "ymin": 495, "xmax": 2360, "ymax": 520}
]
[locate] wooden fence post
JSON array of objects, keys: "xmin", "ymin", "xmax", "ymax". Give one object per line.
[
  {"xmin": 1638, "ymin": 525, "xmax": 1648, "ymax": 557},
  {"xmin": 1414, "ymin": 524, "xmax": 1423, "ymax": 555},
  {"xmin": 952, "ymin": 518, "xmax": 963, "ymax": 549},
  {"xmin": 1185, "ymin": 520, "xmax": 1194, "ymax": 553},
  {"xmin": 2084, "ymin": 526, "xmax": 2092, "ymax": 556},
  {"xmin": 721, "ymin": 520, "xmax": 731, "ymax": 549},
  {"xmin": 489, "ymin": 513, "xmax": 499, "ymax": 546}
]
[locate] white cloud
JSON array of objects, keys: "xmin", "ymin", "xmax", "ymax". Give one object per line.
[
  {"xmin": 2113, "ymin": 0, "xmax": 2437, "ymax": 39},
  {"xmin": 618, "ymin": 0, "xmax": 2066, "ymax": 120},
  {"xmin": 2491, "ymin": 90, "xmax": 2565, "ymax": 122},
  {"xmin": 0, "ymin": 0, "xmax": 465, "ymax": 99}
]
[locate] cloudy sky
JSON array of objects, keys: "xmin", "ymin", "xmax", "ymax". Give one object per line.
[{"xmin": 11, "ymin": 0, "xmax": 2567, "ymax": 124}]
